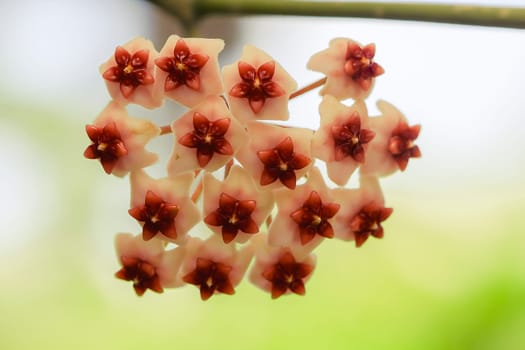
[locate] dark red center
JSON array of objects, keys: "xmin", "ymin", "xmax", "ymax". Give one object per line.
[
  {"xmin": 388, "ymin": 122, "xmax": 421, "ymax": 171},
  {"xmin": 178, "ymin": 112, "xmax": 234, "ymax": 167},
  {"xmin": 229, "ymin": 60, "xmax": 285, "ymax": 113},
  {"xmin": 349, "ymin": 203, "xmax": 393, "ymax": 247},
  {"xmin": 262, "ymin": 251, "xmax": 314, "ymax": 299},
  {"xmin": 204, "ymin": 192, "xmax": 258, "ymax": 243},
  {"xmin": 128, "ymin": 190, "xmax": 179, "ymax": 241},
  {"xmin": 331, "ymin": 112, "xmax": 375, "ymax": 162},
  {"xmin": 343, "ymin": 42, "xmax": 384, "ymax": 90},
  {"xmin": 83, "ymin": 122, "xmax": 128, "ymax": 174},
  {"xmin": 102, "ymin": 46, "xmax": 154, "ymax": 98},
  {"xmin": 256, "ymin": 136, "xmax": 311, "ymax": 189},
  {"xmin": 115, "ymin": 256, "xmax": 163, "ymax": 296},
  {"xmin": 182, "ymin": 258, "xmax": 235, "ymax": 300}
]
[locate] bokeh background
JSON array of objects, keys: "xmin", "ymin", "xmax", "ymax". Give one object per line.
[{"xmin": 1, "ymin": 0, "xmax": 524, "ymax": 349}]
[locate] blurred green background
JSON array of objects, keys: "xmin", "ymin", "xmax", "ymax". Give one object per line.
[{"xmin": 1, "ymin": 0, "xmax": 524, "ymax": 349}]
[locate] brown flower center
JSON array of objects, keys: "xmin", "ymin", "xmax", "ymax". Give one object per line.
[
  {"xmin": 256, "ymin": 136, "xmax": 310, "ymax": 189},
  {"xmin": 290, "ymin": 191, "xmax": 340, "ymax": 245},
  {"xmin": 178, "ymin": 112, "xmax": 234, "ymax": 168},
  {"xmin": 115, "ymin": 256, "xmax": 163, "ymax": 296},
  {"xmin": 182, "ymin": 258, "xmax": 235, "ymax": 300},
  {"xmin": 229, "ymin": 60, "xmax": 286, "ymax": 114},
  {"xmin": 128, "ymin": 190, "xmax": 179, "ymax": 241},
  {"xmin": 204, "ymin": 192, "xmax": 258, "ymax": 243},
  {"xmin": 331, "ymin": 112, "xmax": 375, "ymax": 162},
  {"xmin": 343, "ymin": 42, "xmax": 384, "ymax": 90},
  {"xmin": 83, "ymin": 122, "xmax": 128, "ymax": 174},
  {"xmin": 388, "ymin": 122, "xmax": 421, "ymax": 171},
  {"xmin": 349, "ymin": 203, "xmax": 393, "ymax": 247},
  {"xmin": 262, "ymin": 251, "xmax": 314, "ymax": 299}
]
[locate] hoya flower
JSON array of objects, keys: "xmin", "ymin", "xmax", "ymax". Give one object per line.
[
  {"xmin": 83, "ymin": 101, "xmax": 160, "ymax": 177},
  {"xmin": 236, "ymin": 121, "xmax": 313, "ymax": 191},
  {"xmin": 155, "ymin": 35, "xmax": 224, "ymax": 107},
  {"xmin": 222, "ymin": 45, "xmax": 297, "ymax": 124},
  {"xmin": 180, "ymin": 236, "xmax": 253, "ymax": 300},
  {"xmin": 203, "ymin": 165, "xmax": 274, "ymax": 244},
  {"xmin": 268, "ymin": 167, "xmax": 340, "ymax": 257},
  {"xmin": 100, "ymin": 37, "xmax": 163, "ymax": 109},
  {"xmin": 129, "ymin": 170, "xmax": 200, "ymax": 245},
  {"xmin": 167, "ymin": 96, "xmax": 248, "ymax": 175},
  {"xmin": 307, "ymin": 38, "xmax": 384, "ymax": 101},
  {"xmin": 332, "ymin": 175, "xmax": 392, "ymax": 247},
  {"xmin": 249, "ymin": 235, "xmax": 316, "ymax": 299},
  {"xmin": 312, "ymin": 95, "xmax": 375, "ymax": 186},
  {"xmin": 114, "ymin": 233, "xmax": 186, "ymax": 296},
  {"xmin": 360, "ymin": 100, "xmax": 421, "ymax": 176}
]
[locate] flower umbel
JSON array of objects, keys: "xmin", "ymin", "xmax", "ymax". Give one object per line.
[{"xmin": 87, "ymin": 35, "xmax": 422, "ymax": 301}]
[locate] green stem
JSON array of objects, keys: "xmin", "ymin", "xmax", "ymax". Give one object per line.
[{"xmin": 147, "ymin": 0, "xmax": 525, "ymax": 29}]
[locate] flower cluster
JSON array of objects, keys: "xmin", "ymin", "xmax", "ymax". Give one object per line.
[{"xmin": 85, "ymin": 35, "xmax": 421, "ymax": 300}]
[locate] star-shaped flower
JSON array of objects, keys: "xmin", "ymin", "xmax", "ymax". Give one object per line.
[
  {"xmin": 235, "ymin": 121, "xmax": 313, "ymax": 191},
  {"xmin": 222, "ymin": 45, "xmax": 297, "ymax": 124},
  {"xmin": 129, "ymin": 170, "xmax": 200, "ymax": 245},
  {"xmin": 203, "ymin": 165, "xmax": 274, "ymax": 244},
  {"xmin": 100, "ymin": 37, "xmax": 163, "ymax": 109},
  {"xmin": 307, "ymin": 38, "xmax": 384, "ymax": 101},
  {"xmin": 249, "ymin": 235, "xmax": 316, "ymax": 299},
  {"xmin": 332, "ymin": 175, "xmax": 392, "ymax": 247},
  {"xmin": 83, "ymin": 102, "xmax": 160, "ymax": 177},
  {"xmin": 312, "ymin": 95, "xmax": 375, "ymax": 185},
  {"xmin": 360, "ymin": 100, "xmax": 421, "ymax": 176},
  {"xmin": 167, "ymin": 96, "xmax": 248, "ymax": 175},
  {"xmin": 268, "ymin": 167, "xmax": 339, "ymax": 257},
  {"xmin": 155, "ymin": 35, "xmax": 224, "ymax": 107},
  {"xmin": 114, "ymin": 233, "xmax": 186, "ymax": 296},
  {"xmin": 179, "ymin": 236, "xmax": 253, "ymax": 301}
]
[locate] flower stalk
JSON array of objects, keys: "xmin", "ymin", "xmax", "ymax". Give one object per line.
[{"xmin": 148, "ymin": 0, "xmax": 525, "ymax": 30}]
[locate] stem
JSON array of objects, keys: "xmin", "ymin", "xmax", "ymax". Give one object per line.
[
  {"xmin": 147, "ymin": 0, "xmax": 525, "ymax": 29},
  {"xmin": 289, "ymin": 77, "xmax": 326, "ymax": 100},
  {"xmin": 160, "ymin": 125, "xmax": 172, "ymax": 135}
]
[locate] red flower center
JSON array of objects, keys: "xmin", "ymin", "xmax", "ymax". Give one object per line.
[
  {"xmin": 331, "ymin": 112, "xmax": 375, "ymax": 162},
  {"xmin": 388, "ymin": 122, "xmax": 421, "ymax": 171},
  {"xmin": 155, "ymin": 39, "xmax": 210, "ymax": 91},
  {"xmin": 262, "ymin": 251, "xmax": 314, "ymax": 299},
  {"xmin": 84, "ymin": 122, "xmax": 128, "ymax": 174},
  {"xmin": 256, "ymin": 136, "xmax": 311, "ymax": 189},
  {"xmin": 349, "ymin": 203, "xmax": 393, "ymax": 247},
  {"xmin": 343, "ymin": 42, "xmax": 384, "ymax": 90},
  {"xmin": 290, "ymin": 191, "xmax": 340, "ymax": 245},
  {"xmin": 178, "ymin": 112, "xmax": 234, "ymax": 167},
  {"xmin": 182, "ymin": 258, "xmax": 235, "ymax": 300},
  {"xmin": 204, "ymin": 192, "xmax": 258, "ymax": 243},
  {"xmin": 115, "ymin": 256, "xmax": 163, "ymax": 296},
  {"xmin": 128, "ymin": 190, "xmax": 179, "ymax": 241},
  {"xmin": 102, "ymin": 46, "xmax": 154, "ymax": 98},
  {"xmin": 229, "ymin": 60, "xmax": 286, "ymax": 113}
]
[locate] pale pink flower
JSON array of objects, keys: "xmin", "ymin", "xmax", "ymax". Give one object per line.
[
  {"xmin": 128, "ymin": 170, "xmax": 200, "ymax": 245},
  {"xmin": 307, "ymin": 38, "xmax": 384, "ymax": 101},
  {"xmin": 249, "ymin": 235, "xmax": 316, "ymax": 299},
  {"xmin": 83, "ymin": 101, "xmax": 159, "ymax": 177},
  {"xmin": 360, "ymin": 100, "xmax": 421, "ymax": 176},
  {"xmin": 202, "ymin": 165, "xmax": 275, "ymax": 244},
  {"xmin": 267, "ymin": 167, "xmax": 340, "ymax": 257},
  {"xmin": 155, "ymin": 35, "xmax": 224, "ymax": 107},
  {"xmin": 235, "ymin": 121, "xmax": 313, "ymax": 191},
  {"xmin": 114, "ymin": 233, "xmax": 186, "ymax": 296},
  {"xmin": 167, "ymin": 96, "xmax": 248, "ymax": 175},
  {"xmin": 179, "ymin": 236, "xmax": 253, "ymax": 300},
  {"xmin": 312, "ymin": 95, "xmax": 375, "ymax": 186},
  {"xmin": 222, "ymin": 45, "xmax": 297, "ymax": 124},
  {"xmin": 100, "ymin": 37, "xmax": 163, "ymax": 109},
  {"xmin": 332, "ymin": 175, "xmax": 393, "ymax": 247}
]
